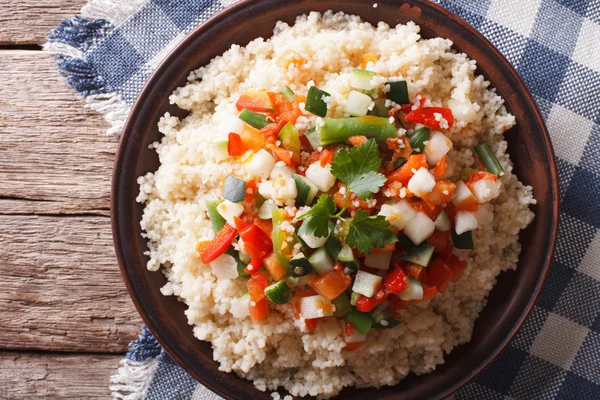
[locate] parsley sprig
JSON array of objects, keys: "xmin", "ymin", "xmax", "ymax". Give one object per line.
[{"xmin": 297, "ymin": 140, "xmax": 396, "ymax": 254}]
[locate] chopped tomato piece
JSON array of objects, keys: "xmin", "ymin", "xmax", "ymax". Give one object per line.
[
  {"xmin": 305, "ymin": 318, "xmax": 319, "ymax": 332},
  {"xmin": 446, "ymin": 254, "xmax": 468, "ymax": 283},
  {"xmin": 405, "ymin": 107, "xmax": 454, "ymax": 130},
  {"xmin": 427, "ymin": 230, "xmax": 450, "ymax": 253},
  {"xmin": 403, "ymin": 263, "xmax": 425, "ymax": 280},
  {"xmin": 418, "ymin": 286, "xmax": 438, "ymax": 302},
  {"xmin": 421, "ymin": 258, "xmax": 452, "ymax": 293},
  {"xmin": 267, "ymin": 143, "xmax": 296, "ymax": 167},
  {"xmin": 348, "ymin": 135, "xmax": 368, "ymax": 146},
  {"xmin": 422, "ymin": 180, "xmax": 456, "ymax": 208},
  {"xmin": 263, "ymin": 251, "xmax": 287, "ymax": 281},
  {"xmin": 344, "ymin": 341, "xmax": 363, "ymax": 351},
  {"xmin": 196, "ymin": 224, "xmax": 237, "ymax": 264},
  {"xmin": 432, "ymin": 156, "xmax": 448, "ymax": 178},
  {"xmin": 240, "ymin": 124, "xmax": 264, "ymax": 152},
  {"xmin": 249, "ymin": 297, "xmax": 269, "ymax": 322},
  {"xmin": 386, "ymin": 154, "xmax": 427, "ymax": 185},
  {"xmin": 333, "ymin": 184, "xmax": 370, "ymax": 212},
  {"xmin": 383, "ymin": 268, "xmax": 409, "ymax": 294},
  {"xmin": 234, "ymin": 217, "xmax": 273, "ymax": 261},
  {"xmin": 236, "ymin": 90, "xmax": 275, "ymax": 113},
  {"xmin": 355, "ymin": 288, "xmax": 386, "ymax": 312},
  {"xmin": 260, "ymin": 120, "xmax": 286, "ymax": 144},
  {"xmin": 360, "ymin": 52, "xmax": 378, "ymax": 69},
  {"xmin": 227, "ymin": 132, "xmax": 246, "ymax": 156},
  {"xmin": 311, "ymin": 270, "xmax": 352, "ymax": 301},
  {"xmin": 345, "ymin": 321, "xmax": 356, "ymax": 337},
  {"xmin": 466, "ymin": 171, "xmax": 498, "ymax": 192},
  {"xmin": 387, "ymin": 295, "xmax": 412, "ymax": 310},
  {"xmin": 386, "ymin": 136, "xmax": 412, "ymax": 161},
  {"xmin": 406, "ymin": 199, "xmax": 443, "ymax": 220},
  {"xmin": 454, "ymin": 195, "xmax": 479, "ymax": 212}
]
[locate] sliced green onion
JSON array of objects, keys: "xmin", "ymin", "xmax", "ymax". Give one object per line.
[
  {"xmin": 239, "ymin": 108, "xmax": 271, "ymax": 129},
  {"xmin": 475, "ymin": 144, "xmax": 504, "ymax": 175},
  {"xmin": 305, "ymin": 86, "xmax": 330, "ymax": 117},
  {"xmin": 385, "ymin": 81, "xmax": 409, "ymax": 104},
  {"xmin": 317, "ymin": 116, "xmax": 397, "ymax": 146},
  {"xmin": 409, "ymin": 127, "xmax": 430, "ymax": 153},
  {"xmin": 280, "ymin": 86, "xmax": 295, "ymax": 101}
]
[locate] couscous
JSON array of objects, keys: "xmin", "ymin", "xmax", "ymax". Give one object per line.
[{"xmin": 137, "ymin": 11, "xmax": 535, "ymax": 398}]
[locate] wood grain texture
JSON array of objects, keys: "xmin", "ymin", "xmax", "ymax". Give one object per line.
[
  {"xmin": 0, "ymin": 1, "xmax": 87, "ymax": 45},
  {"xmin": 0, "ymin": 351, "xmax": 121, "ymax": 398},
  {"xmin": 0, "ymin": 214, "xmax": 142, "ymax": 352},
  {"xmin": 0, "ymin": 51, "xmax": 142, "ymax": 352},
  {"xmin": 0, "ymin": 50, "xmax": 115, "ymax": 213}
]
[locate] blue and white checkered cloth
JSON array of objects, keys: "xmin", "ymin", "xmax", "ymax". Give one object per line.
[{"xmin": 46, "ymin": 0, "xmax": 600, "ymax": 398}]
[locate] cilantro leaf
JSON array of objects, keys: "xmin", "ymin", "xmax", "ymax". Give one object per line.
[
  {"xmin": 345, "ymin": 210, "xmax": 398, "ymax": 254},
  {"xmin": 297, "ymin": 195, "xmax": 336, "ymax": 238},
  {"xmin": 330, "ymin": 139, "xmax": 386, "ymax": 200}
]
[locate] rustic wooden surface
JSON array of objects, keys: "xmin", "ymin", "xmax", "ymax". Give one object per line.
[
  {"xmin": 0, "ymin": 2, "xmax": 145, "ymax": 397},
  {"xmin": 0, "ymin": 352, "xmax": 123, "ymax": 399},
  {"xmin": 0, "ymin": 1, "xmax": 86, "ymax": 45}
]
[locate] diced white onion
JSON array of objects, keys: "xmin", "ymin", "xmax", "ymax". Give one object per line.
[
  {"xmin": 379, "ymin": 200, "xmax": 418, "ymax": 230},
  {"xmin": 305, "ymin": 162, "xmax": 336, "ymax": 192},
  {"xmin": 245, "ymin": 149, "xmax": 276, "ymax": 179},
  {"xmin": 455, "ymin": 210, "xmax": 478, "ymax": 235},
  {"xmin": 216, "ymin": 200, "xmax": 244, "ymax": 227},
  {"xmin": 403, "ymin": 211, "xmax": 435, "ymax": 245},
  {"xmin": 209, "ymin": 253, "xmax": 239, "ymax": 279},
  {"xmin": 407, "ymin": 167, "xmax": 436, "ymax": 197},
  {"xmin": 471, "ymin": 178, "xmax": 501, "ymax": 203},
  {"xmin": 424, "ymin": 131, "xmax": 453, "ymax": 166}
]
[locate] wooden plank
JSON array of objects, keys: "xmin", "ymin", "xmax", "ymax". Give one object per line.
[
  {"xmin": 0, "ymin": 1, "xmax": 87, "ymax": 45},
  {"xmin": 0, "ymin": 214, "xmax": 142, "ymax": 352},
  {"xmin": 0, "ymin": 351, "xmax": 122, "ymax": 398},
  {"xmin": 0, "ymin": 50, "xmax": 142, "ymax": 352},
  {"xmin": 0, "ymin": 50, "xmax": 115, "ymax": 213}
]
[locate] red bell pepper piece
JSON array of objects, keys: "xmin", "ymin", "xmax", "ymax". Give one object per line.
[
  {"xmin": 386, "ymin": 154, "xmax": 427, "ymax": 186},
  {"xmin": 421, "ymin": 258, "xmax": 452, "ymax": 293},
  {"xmin": 304, "ymin": 318, "xmax": 319, "ymax": 332},
  {"xmin": 355, "ymin": 288, "xmax": 386, "ymax": 312},
  {"xmin": 249, "ymin": 297, "xmax": 269, "ymax": 322},
  {"xmin": 419, "ymin": 286, "xmax": 438, "ymax": 302},
  {"xmin": 246, "ymin": 272, "xmax": 269, "ymax": 302},
  {"xmin": 311, "ymin": 270, "xmax": 352, "ymax": 301},
  {"xmin": 405, "ymin": 107, "xmax": 454, "ymax": 130},
  {"xmin": 427, "ymin": 230, "xmax": 450, "ymax": 253},
  {"xmin": 383, "ymin": 268, "xmax": 409, "ymax": 294},
  {"xmin": 228, "ymin": 132, "xmax": 246, "ymax": 156},
  {"xmin": 446, "ymin": 254, "xmax": 468, "ymax": 283},
  {"xmin": 234, "ymin": 217, "xmax": 273, "ymax": 261},
  {"xmin": 319, "ymin": 148, "xmax": 335, "ymax": 167},
  {"xmin": 196, "ymin": 224, "xmax": 237, "ymax": 264},
  {"xmin": 266, "ymin": 143, "xmax": 296, "ymax": 167},
  {"xmin": 235, "ymin": 90, "xmax": 276, "ymax": 113}
]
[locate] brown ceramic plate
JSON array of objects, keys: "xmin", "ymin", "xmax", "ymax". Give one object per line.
[{"xmin": 112, "ymin": 0, "xmax": 559, "ymax": 399}]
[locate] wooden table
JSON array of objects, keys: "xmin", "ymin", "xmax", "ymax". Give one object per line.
[{"xmin": 0, "ymin": 2, "xmax": 142, "ymax": 397}]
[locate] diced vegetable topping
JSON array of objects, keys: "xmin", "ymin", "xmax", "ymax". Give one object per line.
[
  {"xmin": 475, "ymin": 143, "xmax": 504, "ymax": 175},
  {"xmin": 197, "ymin": 78, "xmax": 505, "ymax": 338},
  {"xmin": 318, "ymin": 117, "xmax": 397, "ymax": 145},
  {"xmin": 385, "ymin": 81, "xmax": 409, "ymax": 104},
  {"xmin": 223, "ymin": 175, "xmax": 246, "ymax": 203},
  {"xmin": 305, "ymin": 86, "xmax": 330, "ymax": 117}
]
